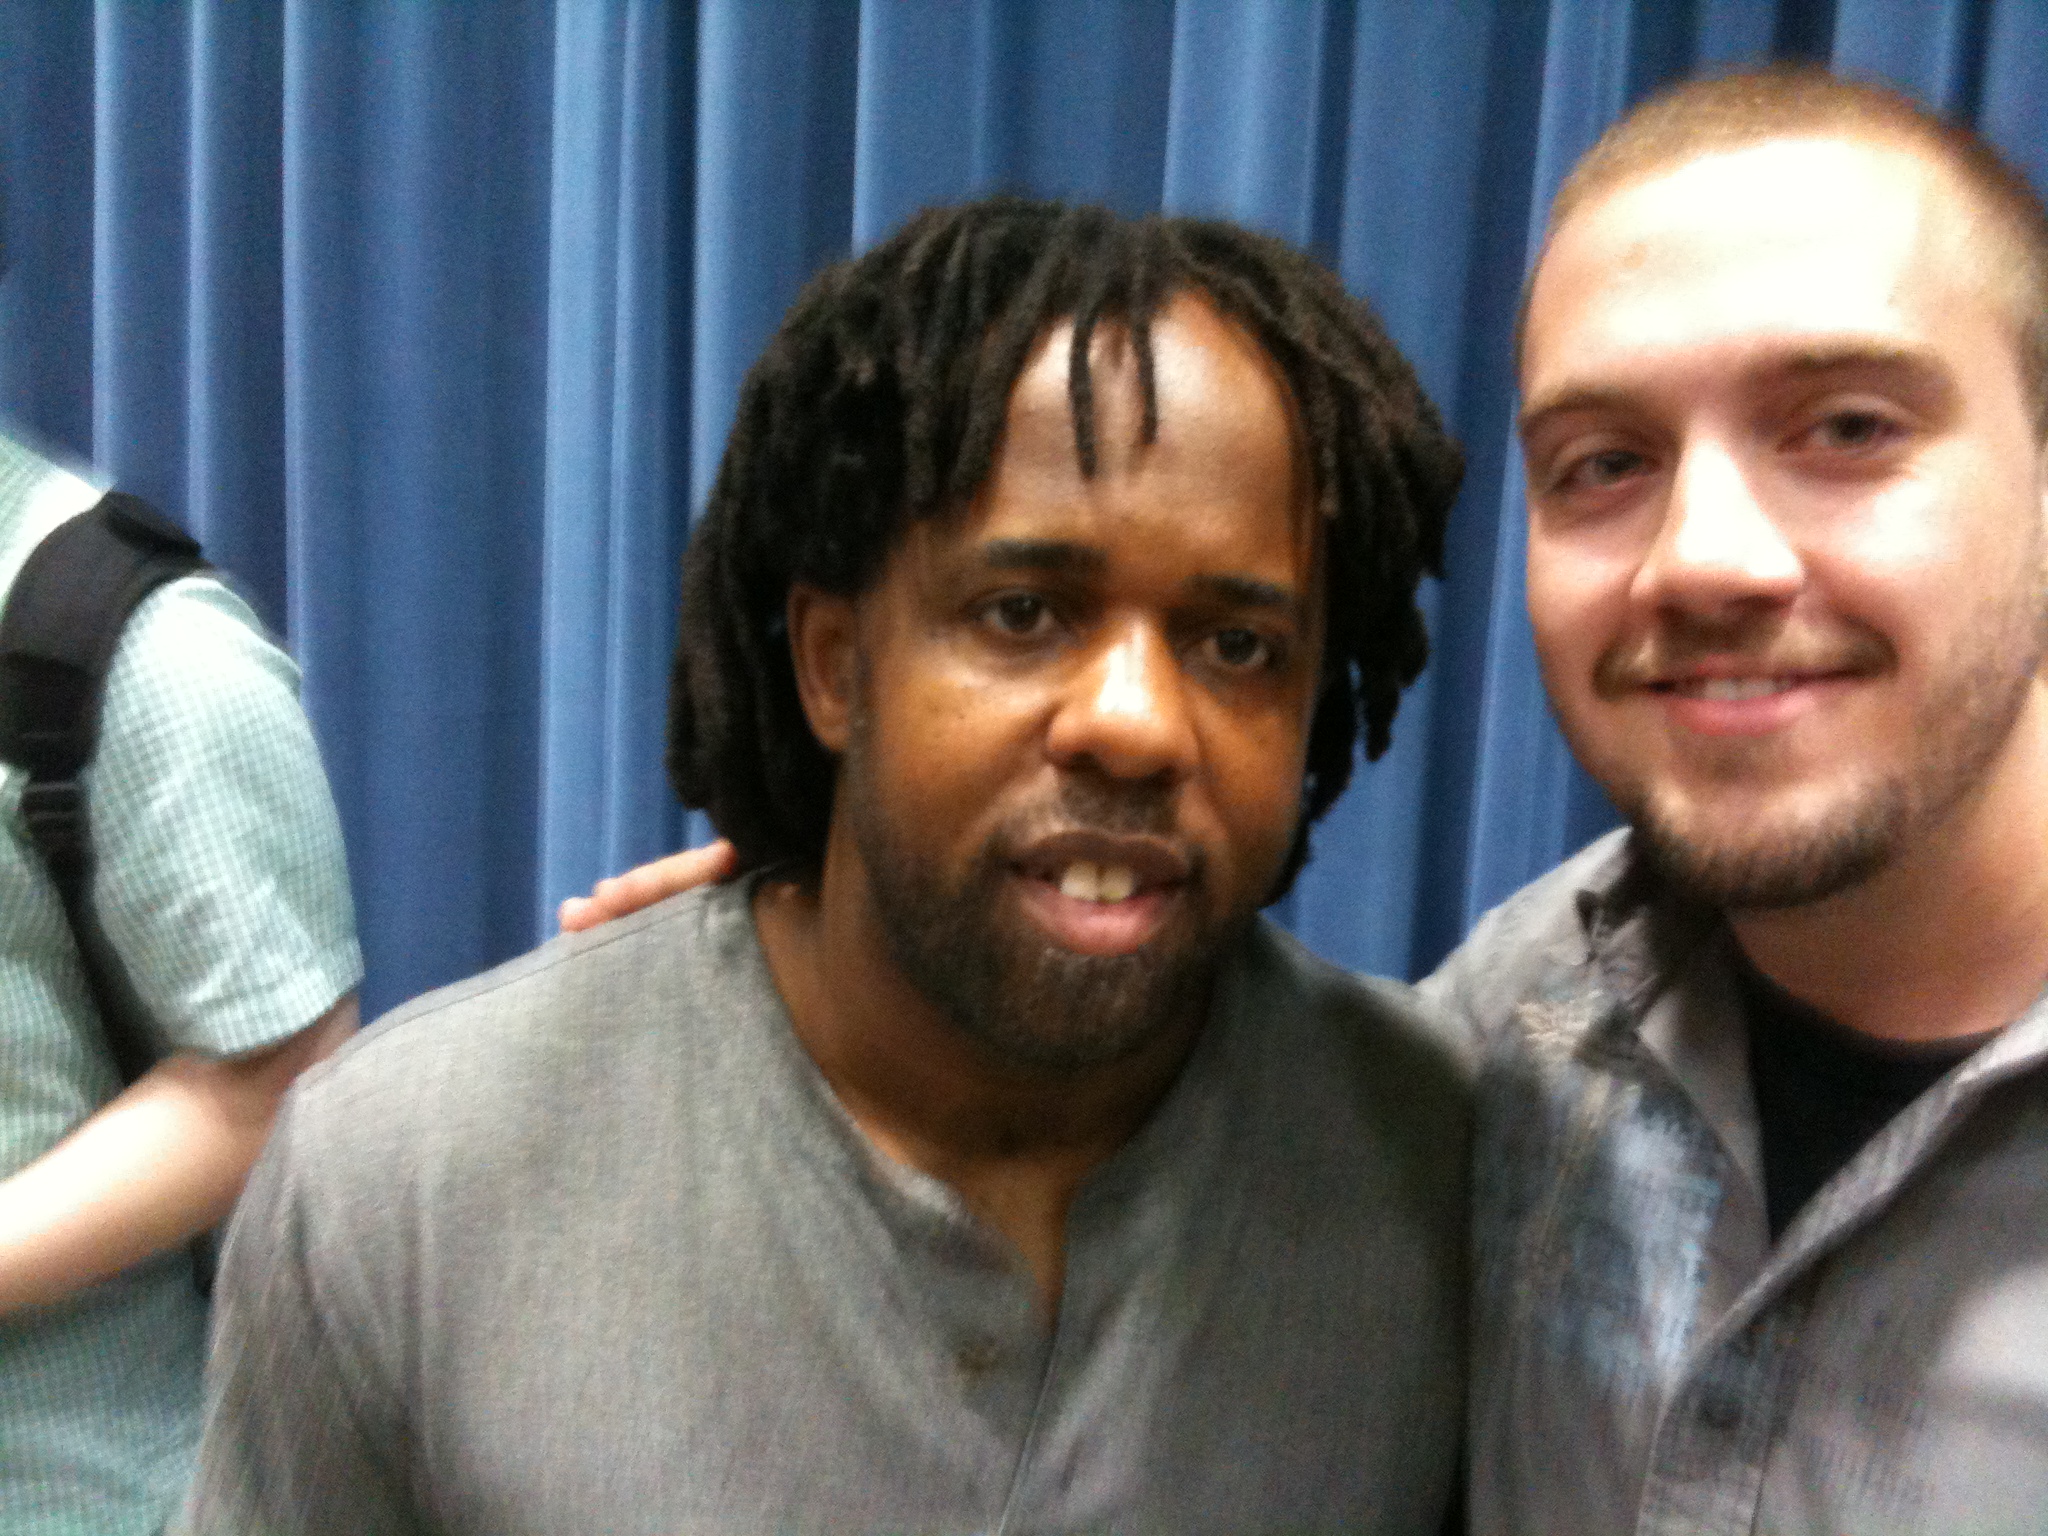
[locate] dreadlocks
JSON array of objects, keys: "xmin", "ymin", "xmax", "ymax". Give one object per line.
[{"xmin": 670, "ymin": 197, "xmax": 1463, "ymax": 881}]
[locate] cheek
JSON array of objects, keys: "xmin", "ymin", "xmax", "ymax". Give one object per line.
[
  {"xmin": 1526, "ymin": 544, "xmax": 1623, "ymax": 682},
  {"xmin": 1197, "ymin": 701, "xmax": 1316, "ymax": 852},
  {"xmin": 1829, "ymin": 475, "xmax": 2015, "ymax": 661},
  {"xmin": 1855, "ymin": 476, "xmax": 1959, "ymax": 573},
  {"xmin": 860, "ymin": 653, "xmax": 1044, "ymax": 803}
]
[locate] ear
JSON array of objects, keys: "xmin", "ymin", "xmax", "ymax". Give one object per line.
[
  {"xmin": 787, "ymin": 582, "xmax": 860, "ymax": 754},
  {"xmin": 2038, "ymin": 437, "xmax": 2048, "ymax": 528}
]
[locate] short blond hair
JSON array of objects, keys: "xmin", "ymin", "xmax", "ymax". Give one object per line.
[{"xmin": 1541, "ymin": 67, "xmax": 2048, "ymax": 435}]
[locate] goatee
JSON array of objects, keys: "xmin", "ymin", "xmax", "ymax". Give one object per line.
[{"xmin": 845, "ymin": 764, "xmax": 1234, "ymax": 1073}]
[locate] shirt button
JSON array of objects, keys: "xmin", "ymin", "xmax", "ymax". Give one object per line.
[
  {"xmin": 955, "ymin": 1336, "xmax": 1005, "ymax": 1377},
  {"xmin": 1697, "ymin": 1387, "xmax": 1744, "ymax": 1433}
]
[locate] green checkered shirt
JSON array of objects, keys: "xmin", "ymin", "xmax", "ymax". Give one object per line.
[{"xmin": 0, "ymin": 433, "xmax": 361, "ymax": 1533}]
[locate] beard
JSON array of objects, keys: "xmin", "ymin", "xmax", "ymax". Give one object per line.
[
  {"xmin": 839, "ymin": 740, "xmax": 1244, "ymax": 1074},
  {"xmin": 1599, "ymin": 599, "xmax": 2046, "ymax": 912},
  {"xmin": 1624, "ymin": 772, "xmax": 1909, "ymax": 910}
]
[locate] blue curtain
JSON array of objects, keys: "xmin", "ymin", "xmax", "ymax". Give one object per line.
[{"xmin": 2, "ymin": 0, "xmax": 2044, "ymax": 1019}]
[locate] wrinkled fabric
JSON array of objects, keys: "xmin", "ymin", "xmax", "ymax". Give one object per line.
[
  {"xmin": 1427, "ymin": 829, "xmax": 2048, "ymax": 1536},
  {"xmin": 182, "ymin": 881, "xmax": 1469, "ymax": 1534}
]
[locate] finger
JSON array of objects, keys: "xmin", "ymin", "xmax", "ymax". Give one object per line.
[{"xmin": 557, "ymin": 841, "xmax": 740, "ymax": 933}]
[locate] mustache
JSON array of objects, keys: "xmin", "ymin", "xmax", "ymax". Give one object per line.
[
  {"xmin": 990, "ymin": 777, "xmax": 1188, "ymax": 851},
  {"xmin": 1593, "ymin": 612, "xmax": 1892, "ymax": 695}
]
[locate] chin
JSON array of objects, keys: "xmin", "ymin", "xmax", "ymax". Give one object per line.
[
  {"xmin": 944, "ymin": 937, "xmax": 1214, "ymax": 1072},
  {"xmin": 1624, "ymin": 781, "xmax": 1909, "ymax": 912}
]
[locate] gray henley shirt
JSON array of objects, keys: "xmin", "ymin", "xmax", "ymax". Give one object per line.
[{"xmin": 180, "ymin": 880, "xmax": 1468, "ymax": 1534}]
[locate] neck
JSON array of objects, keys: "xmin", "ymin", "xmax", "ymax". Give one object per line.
[
  {"xmin": 751, "ymin": 832, "xmax": 1205, "ymax": 1312},
  {"xmin": 1730, "ymin": 681, "xmax": 2048, "ymax": 1043}
]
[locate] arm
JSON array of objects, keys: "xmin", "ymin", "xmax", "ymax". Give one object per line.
[
  {"xmin": 175, "ymin": 1084, "xmax": 421, "ymax": 1536},
  {"xmin": 0, "ymin": 572, "xmax": 363, "ymax": 1317},
  {"xmin": 0, "ymin": 993, "xmax": 356, "ymax": 1317},
  {"xmin": 557, "ymin": 838, "xmax": 738, "ymax": 931}
]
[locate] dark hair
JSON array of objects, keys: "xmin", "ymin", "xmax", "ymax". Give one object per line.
[
  {"xmin": 1536, "ymin": 66, "xmax": 2048, "ymax": 432},
  {"xmin": 670, "ymin": 197, "xmax": 1463, "ymax": 883}
]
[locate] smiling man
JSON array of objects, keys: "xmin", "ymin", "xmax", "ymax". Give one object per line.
[
  {"xmin": 1427, "ymin": 70, "xmax": 2048, "ymax": 1533},
  {"xmin": 178, "ymin": 200, "xmax": 1468, "ymax": 1533}
]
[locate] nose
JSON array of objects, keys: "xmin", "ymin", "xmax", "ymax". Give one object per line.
[
  {"xmin": 1046, "ymin": 619, "xmax": 1200, "ymax": 783},
  {"xmin": 1631, "ymin": 437, "xmax": 1802, "ymax": 615}
]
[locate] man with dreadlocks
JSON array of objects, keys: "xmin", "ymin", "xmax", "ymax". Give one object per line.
[{"xmin": 180, "ymin": 198, "xmax": 1468, "ymax": 1534}]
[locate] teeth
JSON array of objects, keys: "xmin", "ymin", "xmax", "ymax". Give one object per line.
[
  {"xmin": 1689, "ymin": 678, "xmax": 1791, "ymax": 701},
  {"xmin": 1056, "ymin": 861, "xmax": 1137, "ymax": 903}
]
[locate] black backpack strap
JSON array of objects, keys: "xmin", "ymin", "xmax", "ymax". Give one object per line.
[{"xmin": 0, "ymin": 492, "xmax": 210, "ymax": 1085}]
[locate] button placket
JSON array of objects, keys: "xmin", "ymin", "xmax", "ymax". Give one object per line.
[{"xmin": 1637, "ymin": 1312, "xmax": 1789, "ymax": 1535}]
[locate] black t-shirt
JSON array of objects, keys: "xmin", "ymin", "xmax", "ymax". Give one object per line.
[{"xmin": 1734, "ymin": 949, "xmax": 1998, "ymax": 1240}]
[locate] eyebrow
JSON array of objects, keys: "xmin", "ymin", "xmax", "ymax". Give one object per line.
[
  {"xmin": 1190, "ymin": 573, "xmax": 1304, "ymax": 618},
  {"xmin": 1518, "ymin": 386, "xmax": 1633, "ymax": 440},
  {"xmin": 1519, "ymin": 341, "xmax": 1953, "ymax": 440},
  {"xmin": 1778, "ymin": 341, "xmax": 1945, "ymax": 379},
  {"xmin": 977, "ymin": 539, "xmax": 1106, "ymax": 574}
]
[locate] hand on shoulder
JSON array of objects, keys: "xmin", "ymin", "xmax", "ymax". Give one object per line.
[{"xmin": 557, "ymin": 840, "xmax": 739, "ymax": 932}]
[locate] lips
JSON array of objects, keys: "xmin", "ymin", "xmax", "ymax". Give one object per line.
[
  {"xmin": 1008, "ymin": 830, "xmax": 1193, "ymax": 957},
  {"xmin": 1639, "ymin": 663, "xmax": 1867, "ymax": 736},
  {"xmin": 1663, "ymin": 675, "xmax": 1797, "ymax": 702},
  {"xmin": 1593, "ymin": 622, "xmax": 1892, "ymax": 737}
]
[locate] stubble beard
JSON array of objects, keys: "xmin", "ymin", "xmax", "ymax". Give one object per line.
[
  {"xmin": 1624, "ymin": 768, "xmax": 1908, "ymax": 911},
  {"xmin": 1605, "ymin": 600, "xmax": 2047, "ymax": 912},
  {"xmin": 840, "ymin": 731, "xmax": 1242, "ymax": 1075}
]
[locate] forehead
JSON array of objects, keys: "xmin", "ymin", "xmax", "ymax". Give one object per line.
[
  {"xmin": 927, "ymin": 294, "xmax": 1314, "ymax": 573},
  {"xmin": 1523, "ymin": 137, "xmax": 1980, "ymax": 395},
  {"xmin": 1008, "ymin": 294, "xmax": 1303, "ymax": 494}
]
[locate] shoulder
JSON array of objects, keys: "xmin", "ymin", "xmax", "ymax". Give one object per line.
[
  {"xmin": 1217, "ymin": 923, "xmax": 1472, "ymax": 1312},
  {"xmin": 1243, "ymin": 918, "xmax": 1466, "ymax": 1065},
  {"xmin": 1234, "ymin": 917, "xmax": 1474, "ymax": 1146},
  {"xmin": 85, "ymin": 554, "xmax": 319, "ymax": 825},
  {"xmin": 287, "ymin": 884, "xmax": 763, "ymax": 1172},
  {"xmin": 363, "ymin": 880, "xmax": 739, "ymax": 1038},
  {"xmin": 1417, "ymin": 827, "xmax": 1634, "ymax": 1040},
  {"xmin": 82, "ymin": 573, "xmax": 359, "ymax": 1056},
  {"xmin": 211, "ymin": 884, "xmax": 775, "ymax": 1446},
  {"xmin": 0, "ymin": 456, "xmax": 308, "ymax": 783},
  {"xmin": 105, "ymin": 575, "xmax": 303, "ymax": 736},
  {"xmin": 0, "ymin": 438, "xmax": 101, "ymax": 587},
  {"xmin": 0, "ymin": 475, "xmax": 360, "ymax": 1055}
]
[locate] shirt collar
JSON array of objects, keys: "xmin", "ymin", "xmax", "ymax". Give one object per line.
[
  {"xmin": 1568, "ymin": 834, "xmax": 1725, "ymax": 1029},
  {"xmin": 1574, "ymin": 831, "xmax": 2048, "ymax": 1089}
]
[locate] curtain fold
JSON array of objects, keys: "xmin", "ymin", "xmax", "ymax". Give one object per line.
[
  {"xmin": 0, "ymin": 2, "xmax": 94, "ymax": 456},
  {"xmin": 2, "ymin": 0, "xmax": 2041, "ymax": 1017},
  {"xmin": 538, "ymin": 0, "xmax": 690, "ymax": 931},
  {"xmin": 279, "ymin": 0, "xmax": 556, "ymax": 1007}
]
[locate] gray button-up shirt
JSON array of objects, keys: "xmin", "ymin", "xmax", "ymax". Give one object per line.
[
  {"xmin": 181, "ymin": 880, "xmax": 1469, "ymax": 1534},
  {"xmin": 1425, "ymin": 828, "xmax": 2048, "ymax": 1535}
]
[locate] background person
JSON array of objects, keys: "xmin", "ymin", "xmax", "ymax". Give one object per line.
[{"xmin": 0, "ymin": 430, "xmax": 359, "ymax": 1534}]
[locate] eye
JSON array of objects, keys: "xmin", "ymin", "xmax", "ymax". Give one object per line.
[
  {"xmin": 1554, "ymin": 446, "xmax": 1649, "ymax": 494},
  {"xmin": 979, "ymin": 591, "xmax": 1056, "ymax": 639},
  {"xmin": 1802, "ymin": 408, "xmax": 1901, "ymax": 453},
  {"xmin": 1202, "ymin": 627, "xmax": 1279, "ymax": 672}
]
